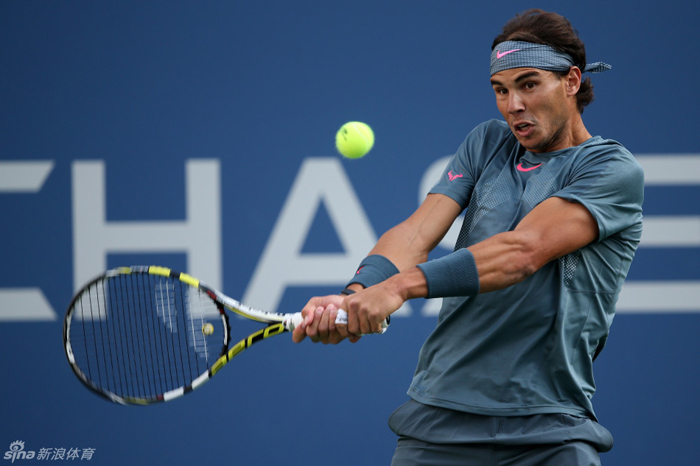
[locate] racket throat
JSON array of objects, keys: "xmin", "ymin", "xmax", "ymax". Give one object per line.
[{"xmin": 211, "ymin": 323, "xmax": 287, "ymax": 376}]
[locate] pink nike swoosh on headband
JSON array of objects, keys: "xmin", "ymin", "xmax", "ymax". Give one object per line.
[
  {"xmin": 516, "ymin": 163, "xmax": 542, "ymax": 172},
  {"xmin": 496, "ymin": 49, "xmax": 520, "ymax": 59}
]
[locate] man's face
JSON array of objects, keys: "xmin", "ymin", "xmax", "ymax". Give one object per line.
[{"xmin": 490, "ymin": 67, "xmax": 575, "ymax": 153}]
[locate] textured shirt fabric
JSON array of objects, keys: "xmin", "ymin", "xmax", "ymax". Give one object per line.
[{"xmin": 408, "ymin": 119, "xmax": 644, "ymax": 420}]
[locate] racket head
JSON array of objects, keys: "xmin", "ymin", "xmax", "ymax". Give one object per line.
[{"xmin": 64, "ymin": 266, "xmax": 230, "ymax": 405}]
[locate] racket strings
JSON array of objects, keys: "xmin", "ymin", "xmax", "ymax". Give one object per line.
[{"xmin": 68, "ymin": 272, "xmax": 227, "ymax": 402}]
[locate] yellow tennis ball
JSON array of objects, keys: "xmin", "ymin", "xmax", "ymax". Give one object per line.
[
  {"xmin": 336, "ymin": 121, "xmax": 374, "ymax": 159},
  {"xmin": 202, "ymin": 323, "xmax": 214, "ymax": 336}
]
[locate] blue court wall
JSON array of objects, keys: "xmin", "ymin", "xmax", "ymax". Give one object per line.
[{"xmin": 1, "ymin": 1, "xmax": 698, "ymax": 465}]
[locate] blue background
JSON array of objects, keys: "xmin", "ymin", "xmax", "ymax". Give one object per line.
[{"xmin": 1, "ymin": 1, "xmax": 699, "ymax": 465}]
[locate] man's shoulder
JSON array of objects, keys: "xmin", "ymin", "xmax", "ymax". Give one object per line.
[
  {"xmin": 461, "ymin": 119, "xmax": 517, "ymax": 159},
  {"xmin": 580, "ymin": 136, "xmax": 632, "ymax": 158},
  {"xmin": 577, "ymin": 137, "xmax": 644, "ymax": 176}
]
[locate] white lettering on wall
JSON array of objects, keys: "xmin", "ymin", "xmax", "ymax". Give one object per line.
[
  {"xmin": 71, "ymin": 159, "xmax": 222, "ymax": 292},
  {"xmin": 0, "ymin": 161, "xmax": 56, "ymax": 321},
  {"xmin": 243, "ymin": 158, "xmax": 412, "ymax": 316}
]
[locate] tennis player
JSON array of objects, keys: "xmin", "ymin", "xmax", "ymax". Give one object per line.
[{"xmin": 293, "ymin": 9, "xmax": 643, "ymax": 466}]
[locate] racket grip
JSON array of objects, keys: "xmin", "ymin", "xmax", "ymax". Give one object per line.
[
  {"xmin": 287, "ymin": 312, "xmax": 304, "ymax": 331},
  {"xmin": 285, "ymin": 311, "xmax": 389, "ymax": 334},
  {"xmin": 336, "ymin": 309, "xmax": 390, "ymax": 334}
]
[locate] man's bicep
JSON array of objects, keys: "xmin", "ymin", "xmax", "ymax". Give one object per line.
[{"xmin": 515, "ymin": 196, "xmax": 599, "ymax": 267}]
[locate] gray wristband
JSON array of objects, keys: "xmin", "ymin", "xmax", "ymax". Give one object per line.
[
  {"xmin": 346, "ymin": 254, "xmax": 400, "ymax": 289},
  {"xmin": 416, "ymin": 248, "xmax": 480, "ymax": 298}
]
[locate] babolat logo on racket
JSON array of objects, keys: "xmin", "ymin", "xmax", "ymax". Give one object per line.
[{"xmin": 3, "ymin": 441, "xmax": 35, "ymax": 462}]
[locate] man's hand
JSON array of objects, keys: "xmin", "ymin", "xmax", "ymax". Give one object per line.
[
  {"xmin": 341, "ymin": 283, "xmax": 404, "ymax": 335},
  {"xmin": 292, "ymin": 295, "xmax": 360, "ymax": 344}
]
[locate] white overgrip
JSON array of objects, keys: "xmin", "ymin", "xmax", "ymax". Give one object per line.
[
  {"xmin": 286, "ymin": 312, "xmax": 304, "ymax": 331},
  {"xmin": 285, "ymin": 310, "xmax": 388, "ymax": 334},
  {"xmin": 335, "ymin": 309, "xmax": 389, "ymax": 334}
]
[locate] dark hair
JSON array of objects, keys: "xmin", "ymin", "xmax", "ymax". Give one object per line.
[{"xmin": 492, "ymin": 9, "xmax": 594, "ymax": 113}]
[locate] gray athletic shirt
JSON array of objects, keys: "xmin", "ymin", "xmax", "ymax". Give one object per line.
[{"xmin": 408, "ymin": 119, "xmax": 644, "ymax": 420}]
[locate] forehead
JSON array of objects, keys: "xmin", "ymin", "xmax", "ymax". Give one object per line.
[{"xmin": 490, "ymin": 67, "xmax": 555, "ymax": 85}]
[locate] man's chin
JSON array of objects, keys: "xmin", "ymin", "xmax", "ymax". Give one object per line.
[{"xmin": 513, "ymin": 135, "xmax": 540, "ymax": 152}]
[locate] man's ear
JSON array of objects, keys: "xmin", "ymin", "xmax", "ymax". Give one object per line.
[{"xmin": 565, "ymin": 66, "xmax": 583, "ymax": 96}]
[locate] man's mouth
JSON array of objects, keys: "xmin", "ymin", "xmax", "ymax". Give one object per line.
[{"xmin": 513, "ymin": 122, "xmax": 534, "ymax": 137}]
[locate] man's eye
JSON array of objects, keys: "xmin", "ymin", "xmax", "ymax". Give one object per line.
[{"xmin": 525, "ymin": 82, "xmax": 536, "ymax": 89}]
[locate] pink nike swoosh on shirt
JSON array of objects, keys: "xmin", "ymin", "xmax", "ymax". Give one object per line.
[
  {"xmin": 516, "ymin": 163, "xmax": 542, "ymax": 172},
  {"xmin": 496, "ymin": 49, "xmax": 520, "ymax": 59}
]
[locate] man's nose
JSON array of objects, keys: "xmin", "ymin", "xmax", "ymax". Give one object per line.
[{"xmin": 508, "ymin": 92, "xmax": 525, "ymax": 113}]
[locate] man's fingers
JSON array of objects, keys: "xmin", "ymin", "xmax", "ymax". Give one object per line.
[
  {"xmin": 304, "ymin": 308, "xmax": 316, "ymax": 327},
  {"xmin": 328, "ymin": 305, "xmax": 338, "ymax": 332},
  {"xmin": 317, "ymin": 307, "xmax": 333, "ymax": 340},
  {"xmin": 291, "ymin": 324, "xmax": 307, "ymax": 343},
  {"xmin": 292, "ymin": 295, "xmax": 353, "ymax": 344}
]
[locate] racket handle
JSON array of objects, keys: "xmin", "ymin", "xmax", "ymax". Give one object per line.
[
  {"xmin": 335, "ymin": 309, "xmax": 389, "ymax": 334},
  {"xmin": 285, "ymin": 310, "xmax": 389, "ymax": 335},
  {"xmin": 287, "ymin": 313, "xmax": 304, "ymax": 331}
]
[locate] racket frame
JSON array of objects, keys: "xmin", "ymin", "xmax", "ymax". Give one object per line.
[{"xmin": 64, "ymin": 266, "xmax": 302, "ymax": 405}]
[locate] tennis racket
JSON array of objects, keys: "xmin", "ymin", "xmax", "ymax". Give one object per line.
[{"xmin": 63, "ymin": 265, "xmax": 389, "ymax": 405}]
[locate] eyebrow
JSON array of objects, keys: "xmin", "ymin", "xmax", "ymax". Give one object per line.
[{"xmin": 490, "ymin": 71, "xmax": 542, "ymax": 87}]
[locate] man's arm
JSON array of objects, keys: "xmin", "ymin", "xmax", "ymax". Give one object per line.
[
  {"xmin": 470, "ymin": 195, "xmax": 598, "ymax": 292},
  {"xmin": 352, "ymin": 193, "xmax": 463, "ymax": 280},
  {"xmin": 291, "ymin": 193, "xmax": 462, "ymax": 343},
  {"xmin": 342, "ymin": 196, "xmax": 598, "ymax": 335}
]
